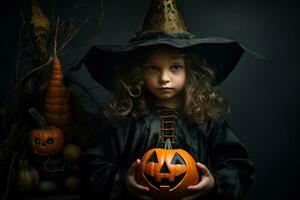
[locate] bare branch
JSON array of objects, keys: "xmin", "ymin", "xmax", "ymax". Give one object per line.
[
  {"xmin": 57, "ymin": 13, "xmax": 101, "ymax": 55},
  {"xmin": 67, "ymin": 16, "xmax": 76, "ymax": 38},
  {"xmin": 54, "ymin": 17, "xmax": 59, "ymax": 56},
  {"xmin": 14, "ymin": 57, "xmax": 53, "ymax": 90},
  {"xmin": 79, "ymin": 0, "xmax": 105, "ymax": 55}
]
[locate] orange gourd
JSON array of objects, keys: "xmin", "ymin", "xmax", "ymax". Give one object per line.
[
  {"xmin": 28, "ymin": 108, "xmax": 64, "ymax": 156},
  {"xmin": 16, "ymin": 161, "xmax": 39, "ymax": 193},
  {"xmin": 136, "ymin": 139, "xmax": 199, "ymax": 199},
  {"xmin": 63, "ymin": 144, "xmax": 82, "ymax": 163},
  {"xmin": 43, "ymin": 56, "xmax": 71, "ymax": 129}
]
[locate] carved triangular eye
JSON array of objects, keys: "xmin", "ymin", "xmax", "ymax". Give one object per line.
[
  {"xmin": 171, "ymin": 152, "xmax": 186, "ymax": 165},
  {"xmin": 147, "ymin": 151, "xmax": 159, "ymax": 163}
]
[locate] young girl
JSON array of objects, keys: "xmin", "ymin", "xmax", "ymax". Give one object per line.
[{"xmin": 81, "ymin": 0, "xmax": 255, "ymax": 199}]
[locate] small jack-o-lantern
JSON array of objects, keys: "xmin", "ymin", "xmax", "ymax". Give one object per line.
[
  {"xmin": 28, "ymin": 108, "xmax": 64, "ymax": 156},
  {"xmin": 136, "ymin": 139, "xmax": 200, "ymax": 199}
]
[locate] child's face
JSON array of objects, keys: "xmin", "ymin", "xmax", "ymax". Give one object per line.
[{"xmin": 143, "ymin": 49, "xmax": 186, "ymax": 103}]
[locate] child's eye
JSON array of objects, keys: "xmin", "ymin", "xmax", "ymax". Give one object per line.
[
  {"xmin": 170, "ymin": 64, "xmax": 183, "ymax": 72},
  {"xmin": 147, "ymin": 65, "xmax": 159, "ymax": 72}
]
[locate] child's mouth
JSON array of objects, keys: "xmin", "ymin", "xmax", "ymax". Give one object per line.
[{"xmin": 158, "ymin": 87, "xmax": 173, "ymax": 90}]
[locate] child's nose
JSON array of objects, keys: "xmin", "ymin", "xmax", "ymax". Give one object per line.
[{"xmin": 159, "ymin": 71, "xmax": 170, "ymax": 84}]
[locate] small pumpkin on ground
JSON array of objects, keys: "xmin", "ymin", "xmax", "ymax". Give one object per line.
[
  {"xmin": 28, "ymin": 108, "xmax": 64, "ymax": 156},
  {"xmin": 16, "ymin": 160, "xmax": 39, "ymax": 193},
  {"xmin": 63, "ymin": 144, "xmax": 82, "ymax": 163},
  {"xmin": 38, "ymin": 180, "xmax": 56, "ymax": 194}
]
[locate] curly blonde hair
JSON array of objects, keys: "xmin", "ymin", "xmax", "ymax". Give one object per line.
[{"xmin": 103, "ymin": 45, "xmax": 229, "ymax": 124}]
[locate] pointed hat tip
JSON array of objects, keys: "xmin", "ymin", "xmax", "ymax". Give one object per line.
[{"xmin": 141, "ymin": 0, "xmax": 188, "ymax": 33}]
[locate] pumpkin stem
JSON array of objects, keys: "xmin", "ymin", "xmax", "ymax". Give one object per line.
[
  {"xmin": 29, "ymin": 108, "xmax": 49, "ymax": 130},
  {"xmin": 164, "ymin": 138, "xmax": 172, "ymax": 149}
]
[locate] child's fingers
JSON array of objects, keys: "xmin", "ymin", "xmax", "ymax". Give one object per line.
[
  {"xmin": 128, "ymin": 159, "xmax": 140, "ymax": 174},
  {"xmin": 187, "ymin": 181, "xmax": 206, "ymax": 191},
  {"xmin": 196, "ymin": 162, "xmax": 211, "ymax": 176},
  {"xmin": 133, "ymin": 159, "xmax": 140, "ymax": 167},
  {"xmin": 131, "ymin": 181, "xmax": 149, "ymax": 192},
  {"xmin": 127, "ymin": 159, "xmax": 149, "ymax": 192},
  {"xmin": 187, "ymin": 162, "xmax": 211, "ymax": 191},
  {"xmin": 127, "ymin": 175, "xmax": 150, "ymax": 194}
]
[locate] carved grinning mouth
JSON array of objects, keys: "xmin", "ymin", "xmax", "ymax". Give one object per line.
[{"xmin": 144, "ymin": 171, "xmax": 186, "ymax": 191}]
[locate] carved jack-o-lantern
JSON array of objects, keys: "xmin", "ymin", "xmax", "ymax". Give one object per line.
[
  {"xmin": 28, "ymin": 108, "xmax": 64, "ymax": 156},
  {"xmin": 136, "ymin": 139, "xmax": 199, "ymax": 199}
]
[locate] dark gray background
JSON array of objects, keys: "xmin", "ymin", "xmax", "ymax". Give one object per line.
[{"xmin": 1, "ymin": 0, "xmax": 300, "ymax": 199}]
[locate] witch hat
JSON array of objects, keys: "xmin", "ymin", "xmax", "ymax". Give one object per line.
[{"xmin": 84, "ymin": 0, "xmax": 246, "ymax": 90}]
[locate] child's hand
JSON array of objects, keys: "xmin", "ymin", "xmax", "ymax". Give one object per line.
[
  {"xmin": 126, "ymin": 159, "xmax": 153, "ymax": 200},
  {"xmin": 182, "ymin": 162, "xmax": 215, "ymax": 200}
]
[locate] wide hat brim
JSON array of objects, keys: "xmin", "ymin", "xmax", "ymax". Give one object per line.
[{"xmin": 83, "ymin": 36, "xmax": 244, "ymax": 91}]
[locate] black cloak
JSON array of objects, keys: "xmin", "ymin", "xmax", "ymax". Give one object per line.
[{"xmin": 81, "ymin": 106, "xmax": 255, "ymax": 200}]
